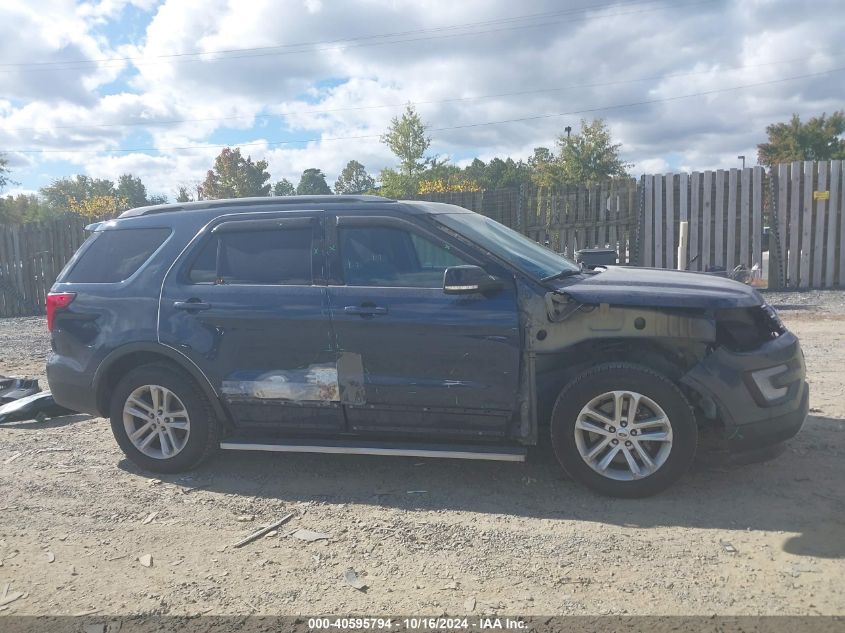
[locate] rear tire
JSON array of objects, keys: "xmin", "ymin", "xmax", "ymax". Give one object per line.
[
  {"xmin": 109, "ymin": 363, "xmax": 220, "ymax": 473},
  {"xmin": 550, "ymin": 362, "xmax": 697, "ymax": 497}
]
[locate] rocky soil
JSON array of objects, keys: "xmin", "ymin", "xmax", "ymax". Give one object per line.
[{"xmin": 0, "ymin": 294, "xmax": 843, "ymax": 617}]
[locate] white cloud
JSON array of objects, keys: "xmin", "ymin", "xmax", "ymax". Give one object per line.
[{"xmin": 0, "ymin": 0, "xmax": 843, "ymax": 196}]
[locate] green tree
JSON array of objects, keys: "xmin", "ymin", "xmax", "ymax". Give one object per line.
[
  {"xmin": 198, "ymin": 147, "xmax": 271, "ymax": 200},
  {"xmin": 463, "ymin": 157, "xmax": 531, "ymax": 190},
  {"xmin": 296, "ymin": 168, "xmax": 331, "ymax": 195},
  {"xmin": 334, "ymin": 160, "xmax": 375, "ymax": 194},
  {"xmin": 377, "ymin": 170, "xmax": 419, "ymax": 199},
  {"xmin": 528, "ymin": 147, "xmax": 557, "ymax": 187},
  {"xmin": 40, "ymin": 175, "xmax": 116, "ymax": 209},
  {"xmin": 0, "ymin": 194, "xmax": 53, "ymax": 224},
  {"xmin": 273, "ymin": 178, "xmax": 295, "ymax": 196},
  {"xmin": 176, "ymin": 186, "xmax": 193, "ymax": 203},
  {"xmin": 0, "ymin": 153, "xmax": 14, "ymax": 193},
  {"xmin": 557, "ymin": 119, "xmax": 631, "ymax": 185},
  {"xmin": 757, "ymin": 112, "xmax": 845, "ymax": 169},
  {"xmin": 381, "ymin": 105, "xmax": 431, "ymax": 178},
  {"xmin": 529, "ymin": 121, "xmax": 631, "ymax": 186},
  {"xmin": 116, "ymin": 174, "xmax": 149, "ymax": 209}
]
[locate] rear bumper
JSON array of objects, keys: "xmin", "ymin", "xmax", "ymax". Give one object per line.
[
  {"xmin": 46, "ymin": 352, "xmax": 100, "ymax": 416},
  {"xmin": 681, "ymin": 330, "xmax": 808, "ymax": 450}
]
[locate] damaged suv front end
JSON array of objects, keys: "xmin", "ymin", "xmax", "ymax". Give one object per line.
[{"xmin": 542, "ymin": 266, "xmax": 808, "ymax": 453}]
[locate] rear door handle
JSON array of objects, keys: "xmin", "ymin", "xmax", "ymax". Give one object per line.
[
  {"xmin": 174, "ymin": 300, "xmax": 211, "ymax": 311},
  {"xmin": 344, "ymin": 305, "xmax": 388, "ymax": 316}
]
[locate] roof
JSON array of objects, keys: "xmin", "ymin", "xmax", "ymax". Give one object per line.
[{"xmin": 118, "ymin": 194, "xmax": 397, "ymax": 218}]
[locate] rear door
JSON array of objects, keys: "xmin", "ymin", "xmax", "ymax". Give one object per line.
[
  {"xmin": 326, "ymin": 213, "xmax": 522, "ymax": 440},
  {"xmin": 158, "ymin": 212, "xmax": 343, "ymax": 434}
]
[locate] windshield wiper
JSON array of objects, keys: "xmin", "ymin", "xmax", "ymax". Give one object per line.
[{"xmin": 541, "ymin": 269, "xmax": 582, "ymax": 283}]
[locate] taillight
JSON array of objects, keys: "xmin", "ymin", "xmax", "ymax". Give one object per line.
[{"xmin": 46, "ymin": 292, "xmax": 76, "ymax": 331}]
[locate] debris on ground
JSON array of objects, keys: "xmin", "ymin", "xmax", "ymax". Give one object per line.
[
  {"xmin": 236, "ymin": 515, "xmax": 254, "ymax": 522},
  {"xmin": 141, "ymin": 512, "xmax": 158, "ymax": 525},
  {"xmin": 465, "ymin": 597, "xmax": 476, "ymax": 611},
  {"xmin": 0, "ymin": 376, "xmax": 40, "ymax": 403},
  {"xmin": 138, "ymin": 554, "xmax": 153, "ymax": 567},
  {"xmin": 291, "ymin": 529, "xmax": 331, "ymax": 542},
  {"xmin": 344, "ymin": 568, "xmax": 367, "ymax": 591},
  {"xmin": 720, "ymin": 540, "xmax": 738, "ymax": 554},
  {"xmin": 0, "ymin": 583, "xmax": 24, "ymax": 607},
  {"xmin": 0, "ymin": 391, "xmax": 75, "ymax": 424},
  {"xmin": 233, "ymin": 513, "xmax": 295, "ymax": 548},
  {"xmin": 45, "ymin": 551, "xmax": 55, "ymax": 563}
]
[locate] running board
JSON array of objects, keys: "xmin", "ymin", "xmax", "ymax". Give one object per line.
[{"xmin": 220, "ymin": 438, "xmax": 526, "ymax": 462}]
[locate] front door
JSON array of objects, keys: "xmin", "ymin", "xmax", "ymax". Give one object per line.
[
  {"xmin": 326, "ymin": 213, "xmax": 522, "ymax": 440},
  {"xmin": 158, "ymin": 212, "xmax": 343, "ymax": 434}
]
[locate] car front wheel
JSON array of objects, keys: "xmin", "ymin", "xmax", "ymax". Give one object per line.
[{"xmin": 550, "ymin": 362, "xmax": 697, "ymax": 497}]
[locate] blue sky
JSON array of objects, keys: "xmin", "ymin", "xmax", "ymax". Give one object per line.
[{"xmin": 1, "ymin": 0, "xmax": 843, "ymax": 199}]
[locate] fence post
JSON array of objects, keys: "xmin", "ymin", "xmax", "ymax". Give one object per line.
[
  {"xmin": 634, "ymin": 175, "xmax": 646, "ymax": 266},
  {"xmin": 768, "ymin": 167, "xmax": 784, "ymax": 290}
]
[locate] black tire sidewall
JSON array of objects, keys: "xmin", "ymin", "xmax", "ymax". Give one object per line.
[
  {"xmin": 109, "ymin": 365, "xmax": 215, "ymax": 473},
  {"xmin": 551, "ymin": 363, "xmax": 697, "ymax": 497}
]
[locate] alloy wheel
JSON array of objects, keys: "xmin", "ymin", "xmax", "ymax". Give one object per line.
[
  {"xmin": 122, "ymin": 384, "xmax": 191, "ymax": 460},
  {"xmin": 574, "ymin": 390, "xmax": 673, "ymax": 481}
]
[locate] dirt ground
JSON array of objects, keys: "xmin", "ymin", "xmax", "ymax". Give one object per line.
[{"xmin": 0, "ymin": 292, "xmax": 843, "ymax": 617}]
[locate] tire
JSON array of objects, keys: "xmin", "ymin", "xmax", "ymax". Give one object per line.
[
  {"xmin": 109, "ymin": 363, "xmax": 220, "ymax": 473},
  {"xmin": 550, "ymin": 362, "xmax": 697, "ymax": 498}
]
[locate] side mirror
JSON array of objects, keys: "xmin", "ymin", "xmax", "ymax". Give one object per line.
[{"xmin": 443, "ymin": 265, "xmax": 503, "ymax": 295}]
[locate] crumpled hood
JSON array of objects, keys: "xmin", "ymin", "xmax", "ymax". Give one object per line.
[{"xmin": 557, "ymin": 266, "xmax": 763, "ymax": 309}]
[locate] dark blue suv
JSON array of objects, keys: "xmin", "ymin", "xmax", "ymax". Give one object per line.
[{"xmin": 46, "ymin": 195, "xmax": 808, "ymax": 497}]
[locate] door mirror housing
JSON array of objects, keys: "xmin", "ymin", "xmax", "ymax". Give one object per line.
[{"xmin": 443, "ymin": 265, "xmax": 502, "ymax": 295}]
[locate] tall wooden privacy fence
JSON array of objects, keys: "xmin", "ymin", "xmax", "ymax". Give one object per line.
[
  {"xmin": 3, "ymin": 160, "xmax": 845, "ymax": 317},
  {"xmin": 640, "ymin": 167, "xmax": 765, "ymax": 272},
  {"xmin": 0, "ymin": 215, "xmax": 90, "ymax": 318},
  {"xmin": 416, "ymin": 181, "xmax": 639, "ymax": 263},
  {"xmin": 774, "ymin": 160, "xmax": 845, "ymax": 289}
]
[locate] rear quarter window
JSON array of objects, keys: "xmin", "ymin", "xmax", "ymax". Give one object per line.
[{"xmin": 62, "ymin": 227, "xmax": 171, "ymax": 283}]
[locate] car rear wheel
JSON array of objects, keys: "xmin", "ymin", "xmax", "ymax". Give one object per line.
[
  {"xmin": 109, "ymin": 364, "xmax": 219, "ymax": 473},
  {"xmin": 550, "ymin": 362, "xmax": 697, "ymax": 497}
]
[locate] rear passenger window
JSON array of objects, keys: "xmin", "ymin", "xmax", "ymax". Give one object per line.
[
  {"xmin": 63, "ymin": 228, "xmax": 170, "ymax": 283},
  {"xmin": 188, "ymin": 229, "xmax": 312, "ymax": 285}
]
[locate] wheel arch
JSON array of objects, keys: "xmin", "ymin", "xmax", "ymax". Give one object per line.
[
  {"xmin": 93, "ymin": 343, "xmax": 230, "ymax": 425},
  {"xmin": 535, "ymin": 337, "xmax": 702, "ymax": 429}
]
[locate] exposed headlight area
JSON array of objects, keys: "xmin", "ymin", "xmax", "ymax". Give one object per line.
[{"xmin": 715, "ymin": 304, "xmax": 786, "ymax": 352}]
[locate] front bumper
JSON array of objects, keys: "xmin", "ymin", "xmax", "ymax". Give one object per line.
[{"xmin": 681, "ymin": 330, "xmax": 808, "ymax": 450}]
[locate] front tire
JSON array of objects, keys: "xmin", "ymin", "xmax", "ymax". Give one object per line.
[
  {"xmin": 550, "ymin": 362, "xmax": 697, "ymax": 497},
  {"xmin": 109, "ymin": 363, "xmax": 220, "ymax": 473}
]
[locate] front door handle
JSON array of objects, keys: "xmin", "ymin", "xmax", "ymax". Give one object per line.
[
  {"xmin": 174, "ymin": 300, "xmax": 211, "ymax": 311},
  {"xmin": 344, "ymin": 305, "xmax": 388, "ymax": 316}
]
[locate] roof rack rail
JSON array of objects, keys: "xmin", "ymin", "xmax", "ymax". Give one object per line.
[{"xmin": 119, "ymin": 194, "xmax": 395, "ymax": 218}]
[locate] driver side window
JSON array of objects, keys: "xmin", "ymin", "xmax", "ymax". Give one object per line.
[{"xmin": 339, "ymin": 226, "xmax": 469, "ymax": 288}]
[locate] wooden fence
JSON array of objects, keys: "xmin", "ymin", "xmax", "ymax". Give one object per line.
[
  {"xmin": 0, "ymin": 215, "xmax": 90, "ymax": 317},
  {"xmin": 2, "ymin": 161, "xmax": 844, "ymax": 317},
  {"xmin": 522, "ymin": 180, "xmax": 638, "ymax": 263},
  {"xmin": 640, "ymin": 167, "xmax": 765, "ymax": 272},
  {"xmin": 773, "ymin": 160, "xmax": 845, "ymax": 289},
  {"xmin": 417, "ymin": 182, "xmax": 639, "ymax": 263}
]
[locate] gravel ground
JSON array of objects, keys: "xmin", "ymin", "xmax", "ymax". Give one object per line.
[{"xmin": 0, "ymin": 295, "xmax": 843, "ymax": 617}]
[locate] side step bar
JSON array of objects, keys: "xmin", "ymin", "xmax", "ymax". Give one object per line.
[{"xmin": 220, "ymin": 438, "xmax": 526, "ymax": 462}]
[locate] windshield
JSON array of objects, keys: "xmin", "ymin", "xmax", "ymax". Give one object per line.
[{"xmin": 434, "ymin": 213, "xmax": 580, "ymax": 280}]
